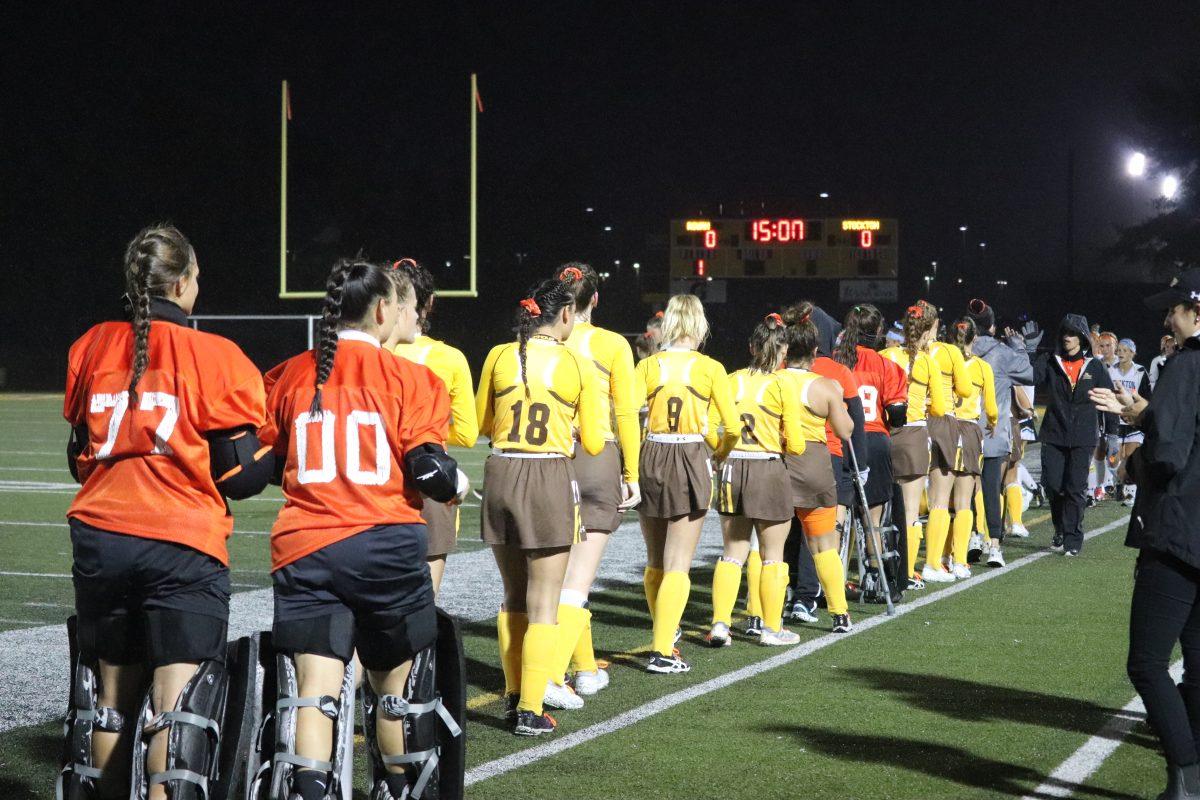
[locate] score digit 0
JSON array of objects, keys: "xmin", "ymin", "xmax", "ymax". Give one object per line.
[
  {"xmin": 860, "ymin": 229, "xmax": 874, "ymax": 248},
  {"xmin": 704, "ymin": 229, "xmax": 718, "ymax": 248}
]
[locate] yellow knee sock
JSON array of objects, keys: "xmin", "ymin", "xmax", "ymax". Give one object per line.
[
  {"xmin": 550, "ymin": 604, "xmax": 589, "ymax": 686},
  {"xmin": 760, "ymin": 561, "xmax": 788, "ymax": 632},
  {"xmin": 651, "ymin": 571, "xmax": 690, "ymax": 656},
  {"xmin": 570, "ymin": 609, "xmax": 598, "ymax": 673},
  {"xmin": 497, "ymin": 610, "xmax": 528, "ymax": 697},
  {"xmin": 951, "ymin": 510, "xmax": 974, "ymax": 566},
  {"xmin": 924, "ymin": 508, "xmax": 951, "ymax": 571},
  {"xmin": 744, "ymin": 549, "xmax": 763, "ymax": 616},
  {"xmin": 906, "ymin": 524, "xmax": 923, "ymax": 579},
  {"xmin": 517, "ymin": 622, "xmax": 557, "ymax": 714},
  {"xmin": 974, "ymin": 490, "xmax": 989, "ymax": 542},
  {"xmin": 812, "ymin": 549, "xmax": 848, "ymax": 616},
  {"xmin": 711, "ymin": 558, "xmax": 743, "ymax": 626},
  {"xmin": 1005, "ymin": 484, "xmax": 1024, "ymax": 527},
  {"xmin": 920, "ymin": 489, "xmax": 930, "ymax": 517},
  {"xmin": 643, "ymin": 566, "xmax": 664, "ymax": 618}
]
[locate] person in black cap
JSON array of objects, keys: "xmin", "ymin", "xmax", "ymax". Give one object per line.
[
  {"xmin": 1032, "ymin": 312, "xmax": 1119, "ymax": 556},
  {"xmin": 965, "ymin": 298, "xmax": 1035, "ymax": 564},
  {"xmin": 1091, "ymin": 267, "xmax": 1200, "ymax": 799}
]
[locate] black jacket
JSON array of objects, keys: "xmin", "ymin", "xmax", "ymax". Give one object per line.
[
  {"xmin": 1126, "ymin": 335, "xmax": 1200, "ymax": 566},
  {"xmin": 1033, "ymin": 314, "xmax": 1119, "ymax": 448}
]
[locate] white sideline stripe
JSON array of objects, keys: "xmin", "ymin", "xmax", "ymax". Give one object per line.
[
  {"xmin": 0, "ymin": 450, "xmax": 62, "ymax": 456},
  {"xmin": 1022, "ymin": 661, "xmax": 1183, "ymax": 799},
  {"xmin": 463, "ymin": 515, "xmax": 1132, "ymax": 787},
  {"xmin": 0, "ymin": 466, "xmax": 70, "ymax": 473},
  {"xmin": 1, "ymin": 521, "xmax": 69, "ymax": 528},
  {"xmin": 0, "ymin": 571, "xmax": 71, "ymax": 578}
]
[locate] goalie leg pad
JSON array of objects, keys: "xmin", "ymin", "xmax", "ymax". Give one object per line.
[{"xmin": 58, "ymin": 637, "xmax": 129, "ymax": 800}]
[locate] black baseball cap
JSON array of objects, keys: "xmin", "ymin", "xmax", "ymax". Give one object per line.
[{"xmin": 1145, "ymin": 268, "xmax": 1200, "ymax": 310}]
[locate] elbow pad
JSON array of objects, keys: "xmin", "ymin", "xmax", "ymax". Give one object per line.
[
  {"xmin": 67, "ymin": 423, "xmax": 88, "ymax": 483},
  {"xmin": 404, "ymin": 443, "xmax": 460, "ymax": 503},
  {"xmin": 207, "ymin": 427, "xmax": 274, "ymax": 500},
  {"xmin": 885, "ymin": 403, "xmax": 908, "ymax": 430}
]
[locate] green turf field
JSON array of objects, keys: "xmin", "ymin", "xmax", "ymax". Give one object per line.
[{"xmin": 0, "ymin": 394, "xmax": 1167, "ymax": 799}]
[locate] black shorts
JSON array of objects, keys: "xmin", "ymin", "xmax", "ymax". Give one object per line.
[
  {"xmin": 70, "ymin": 519, "xmax": 230, "ymax": 667},
  {"xmin": 830, "ymin": 453, "xmax": 855, "ymax": 508},
  {"xmin": 272, "ymin": 524, "xmax": 436, "ymax": 671},
  {"xmin": 864, "ymin": 432, "xmax": 895, "ymax": 507}
]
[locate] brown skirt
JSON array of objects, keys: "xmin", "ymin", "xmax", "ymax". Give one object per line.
[
  {"xmin": 1007, "ymin": 421, "xmax": 1026, "ymax": 466},
  {"xmin": 954, "ymin": 419, "xmax": 984, "ymax": 475},
  {"xmin": 573, "ymin": 440, "xmax": 624, "ymax": 533},
  {"xmin": 638, "ymin": 440, "xmax": 713, "ymax": 519},
  {"xmin": 890, "ymin": 424, "xmax": 931, "ymax": 480},
  {"xmin": 928, "ymin": 415, "xmax": 959, "ymax": 472},
  {"xmin": 481, "ymin": 455, "xmax": 583, "ymax": 549},
  {"xmin": 785, "ymin": 442, "xmax": 837, "ymax": 509},
  {"xmin": 420, "ymin": 494, "xmax": 459, "ymax": 557},
  {"xmin": 716, "ymin": 455, "xmax": 793, "ymax": 521}
]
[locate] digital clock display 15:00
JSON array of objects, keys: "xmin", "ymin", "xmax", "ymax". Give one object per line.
[{"xmin": 749, "ymin": 219, "xmax": 806, "ymax": 243}]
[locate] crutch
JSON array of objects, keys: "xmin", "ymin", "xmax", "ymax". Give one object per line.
[{"xmin": 846, "ymin": 440, "xmax": 896, "ymax": 616}]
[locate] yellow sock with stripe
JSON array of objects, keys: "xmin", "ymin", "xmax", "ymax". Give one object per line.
[
  {"xmin": 906, "ymin": 524, "xmax": 923, "ymax": 579},
  {"xmin": 651, "ymin": 571, "xmax": 690, "ymax": 656},
  {"xmin": 497, "ymin": 610, "xmax": 528, "ymax": 697},
  {"xmin": 951, "ymin": 510, "xmax": 974, "ymax": 566},
  {"xmin": 974, "ymin": 490, "xmax": 990, "ymax": 542},
  {"xmin": 643, "ymin": 566, "xmax": 664, "ymax": 619},
  {"xmin": 517, "ymin": 622, "xmax": 557, "ymax": 714},
  {"xmin": 550, "ymin": 603, "xmax": 590, "ymax": 686},
  {"xmin": 1005, "ymin": 483, "xmax": 1024, "ymax": 527},
  {"xmin": 812, "ymin": 549, "xmax": 848, "ymax": 615},
  {"xmin": 760, "ymin": 561, "xmax": 788, "ymax": 631},
  {"xmin": 570, "ymin": 609, "xmax": 598, "ymax": 673},
  {"xmin": 924, "ymin": 508, "xmax": 951, "ymax": 571},
  {"xmin": 744, "ymin": 549, "xmax": 763, "ymax": 617},
  {"xmin": 711, "ymin": 558, "xmax": 742, "ymax": 627}
]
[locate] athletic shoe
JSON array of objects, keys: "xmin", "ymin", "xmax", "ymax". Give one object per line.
[
  {"xmin": 1051, "ymin": 533, "xmax": 1064, "ymax": 553},
  {"xmin": 921, "ymin": 564, "xmax": 956, "ymax": 583},
  {"xmin": 514, "ymin": 709, "xmax": 557, "ymax": 736},
  {"xmin": 1104, "ymin": 485, "xmax": 1118, "ymax": 501},
  {"xmin": 646, "ymin": 652, "xmax": 691, "ymax": 674},
  {"xmin": 967, "ymin": 533, "xmax": 984, "ymax": 564},
  {"xmin": 1008, "ymin": 522, "xmax": 1030, "ymax": 538},
  {"xmin": 742, "ymin": 615, "xmax": 763, "ymax": 637},
  {"xmin": 831, "ymin": 613, "xmax": 853, "ymax": 633},
  {"xmin": 1065, "ymin": 549, "xmax": 1079, "ymax": 558},
  {"xmin": 986, "ymin": 545, "xmax": 1006, "ymax": 568},
  {"xmin": 543, "ymin": 678, "xmax": 584, "ymax": 710},
  {"xmin": 572, "ymin": 668, "xmax": 609, "ymax": 696},
  {"xmin": 759, "ymin": 626, "xmax": 801, "ymax": 646},
  {"xmin": 907, "ymin": 574, "xmax": 926, "ymax": 591},
  {"xmin": 705, "ymin": 622, "xmax": 732, "ymax": 648},
  {"xmin": 788, "ymin": 601, "xmax": 818, "ymax": 624},
  {"xmin": 950, "ymin": 563, "xmax": 971, "ymax": 580},
  {"xmin": 504, "ymin": 693, "xmax": 519, "ymax": 720},
  {"xmin": 1123, "ymin": 495, "xmax": 1136, "ymax": 508}
]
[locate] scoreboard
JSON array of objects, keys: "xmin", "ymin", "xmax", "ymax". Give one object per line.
[{"xmin": 669, "ymin": 217, "xmax": 898, "ymax": 280}]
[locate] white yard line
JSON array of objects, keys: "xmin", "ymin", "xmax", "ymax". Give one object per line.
[
  {"xmin": 1021, "ymin": 662, "xmax": 1182, "ymax": 799},
  {"xmin": 463, "ymin": 516, "xmax": 1131, "ymax": 787},
  {"xmin": 0, "ymin": 571, "xmax": 72, "ymax": 578}
]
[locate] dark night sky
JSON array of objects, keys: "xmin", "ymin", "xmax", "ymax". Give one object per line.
[{"xmin": 3, "ymin": 2, "xmax": 1197, "ymax": 386}]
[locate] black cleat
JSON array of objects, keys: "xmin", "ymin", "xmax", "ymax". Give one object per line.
[
  {"xmin": 832, "ymin": 613, "xmax": 853, "ymax": 633},
  {"xmin": 504, "ymin": 693, "xmax": 519, "ymax": 720},
  {"xmin": 742, "ymin": 615, "xmax": 763, "ymax": 637},
  {"xmin": 514, "ymin": 709, "xmax": 557, "ymax": 736},
  {"xmin": 1051, "ymin": 533, "xmax": 1064, "ymax": 553},
  {"xmin": 646, "ymin": 652, "xmax": 691, "ymax": 674}
]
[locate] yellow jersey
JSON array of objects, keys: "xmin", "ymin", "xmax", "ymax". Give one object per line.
[
  {"xmin": 476, "ymin": 336, "xmax": 605, "ymax": 457},
  {"xmin": 715, "ymin": 369, "xmax": 806, "ymax": 457},
  {"xmin": 635, "ymin": 348, "xmax": 737, "ymax": 450},
  {"xmin": 879, "ymin": 346, "xmax": 948, "ymax": 423},
  {"xmin": 392, "ymin": 334, "xmax": 478, "ymax": 448},
  {"xmin": 928, "ymin": 340, "xmax": 973, "ymax": 416},
  {"xmin": 774, "ymin": 368, "xmax": 830, "ymax": 444},
  {"xmin": 956, "ymin": 355, "xmax": 999, "ymax": 426},
  {"xmin": 564, "ymin": 321, "xmax": 641, "ymax": 482}
]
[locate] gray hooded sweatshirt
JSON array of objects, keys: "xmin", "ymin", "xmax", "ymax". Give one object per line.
[{"xmin": 973, "ymin": 332, "xmax": 1033, "ymax": 458}]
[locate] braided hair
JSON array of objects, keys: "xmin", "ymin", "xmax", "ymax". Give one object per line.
[
  {"xmin": 902, "ymin": 300, "xmax": 938, "ymax": 365},
  {"xmin": 392, "ymin": 257, "xmax": 436, "ymax": 334},
  {"xmin": 514, "ymin": 277, "xmax": 575, "ymax": 396},
  {"xmin": 952, "ymin": 316, "xmax": 977, "ymax": 354},
  {"xmin": 835, "ymin": 304, "xmax": 885, "ymax": 369},
  {"xmin": 749, "ymin": 313, "xmax": 787, "ymax": 374},
  {"xmin": 782, "ymin": 301, "xmax": 819, "ymax": 368},
  {"xmin": 558, "ymin": 262, "xmax": 600, "ymax": 314},
  {"xmin": 122, "ymin": 224, "xmax": 195, "ymax": 405},
  {"xmin": 310, "ymin": 258, "xmax": 401, "ymax": 415}
]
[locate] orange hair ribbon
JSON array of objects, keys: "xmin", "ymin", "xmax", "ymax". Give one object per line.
[{"xmin": 519, "ymin": 298, "xmax": 542, "ymax": 316}]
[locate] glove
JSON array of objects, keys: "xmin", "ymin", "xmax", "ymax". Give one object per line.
[
  {"xmin": 857, "ymin": 468, "xmax": 870, "ymax": 486},
  {"xmin": 618, "ymin": 481, "xmax": 642, "ymax": 511},
  {"xmin": 450, "ymin": 468, "xmax": 470, "ymax": 506},
  {"xmin": 1020, "ymin": 319, "xmax": 1043, "ymax": 351}
]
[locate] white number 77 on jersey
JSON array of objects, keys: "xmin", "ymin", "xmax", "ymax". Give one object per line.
[{"xmin": 89, "ymin": 391, "xmax": 179, "ymax": 459}]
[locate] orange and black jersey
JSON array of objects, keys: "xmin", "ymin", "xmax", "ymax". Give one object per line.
[
  {"xmin": 64, "ymin": 299, "xmax": 265, "ymax": 566},
  {"xmin": 260, "ymin": 330, "xmax": 450, "ymax": 570}
]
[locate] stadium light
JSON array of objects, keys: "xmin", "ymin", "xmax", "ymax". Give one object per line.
[
  {"xmin": 603, "ymin": 225, "xmax": 613, "ymax": 232},
  {"xmin": 956, "ymin": 278, "xmax": 964, "ymax": 284},
  {"xmin": 1162, "ymin": 174, "xmax": 1180, "ymax": 200},
  {"xmin": 632, "ymin": 262, "xmax": 640, "ymax": 270},
  {"xmin": 614, "ymin": 259, "xmax": 621, "ymax": 266},
  {"xmin": 819, "ymin": 192, "xmax": 830, "ymax": 199},
  {"xmin": 1126, "ymin": 151, "xmax": 1147, "ymax": 178},
  {"xmin": 959, "ymin": 225, "xmax": 968, "ymax": 232},
  {"xmin": 586, "ymin": 207, "xmax": 594, "ymax": 213}
]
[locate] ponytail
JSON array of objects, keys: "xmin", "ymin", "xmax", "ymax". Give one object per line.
[
  {"xmin": 902, "ymin": 300, "xmax": 938, "ymax": 365},
  {"xmin": 514, "ymin": 277, "xmax": 575, "ymax": 396},
  {"xmin": 953, "ymin": 316, "xmax": 977, "ymax": 354},
  {"xmin": 558, "ymin": 262, "xmax": 600, "ymax": 313},
  {"xmin": 749, "ymin": 312, "xmax": 787, "ymax": 373},
  {"xmin": 836, "ymin": 303, "xmax": 885, "ymax": 369},
  {"xmin": 782, "ymin": 302, "xmax": 819, "ymax": 367}
]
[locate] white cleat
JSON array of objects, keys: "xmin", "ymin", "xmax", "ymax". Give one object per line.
[
  {"xmin": 986, "ymin": 545, "xmax": 1006, "ymax": 568},
  {"xmin": 572, "ymin": 668, "xmax": 610, "ymax": 696},
  {"xmin": 921, "ymin": 564, "xmax": 957, "ymax": 583},
  {"xmin": 1008, "ymin": 522, "xmax": 1030, "ymax": 538},
  {"xmin": 705, "ymin": 622, "xmax": 733, "ymax": 648},
  {"xmin": 950, "ymin": 562, "xmax": 971, "ymax": 580},
  {"xmin": 759, "ymin": 626, "xmax": 801, "ymax": 646},
  {"xmin": 542, "ymin": 678, "xmax": 584, "ymax": 710}
]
